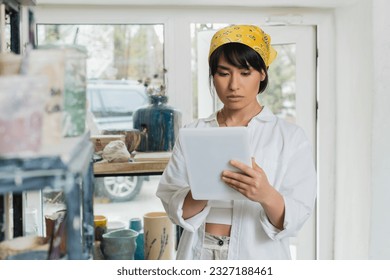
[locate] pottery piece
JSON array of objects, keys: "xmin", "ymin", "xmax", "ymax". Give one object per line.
[
  {"xmin": 94, "ymin": 215, "xmax": 107, "ymax": 242},
  {"xmin": 100, "ymin": 229, "xmax": 138, "ymax": 260},
  {"xmin": 133, "ymin": 95, "xmax": 181, "ymax": 152},
  {"xmin": 143, "ymin": 211, "xmax": 175, "ymax": 260},
  {"xmin": 129, "ymin": 218, "xmax": 144, "ymax": 260}
]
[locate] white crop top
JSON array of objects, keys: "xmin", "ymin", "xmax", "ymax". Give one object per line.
[{"xmin": 205, "ymin": 200, "xmax": 233, "ymax": 225}]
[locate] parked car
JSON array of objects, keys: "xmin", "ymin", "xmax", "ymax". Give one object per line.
[
  {"xmin": 87, "ymin": 79, "xmax": 149, "ymax": 131},
  {"xmin": 87, "ymin": 80, "xmax": 149, "ymax": 202},
  {"xmin": 94, "ymin": 176, "xmax": 146, "ymax": 202}
]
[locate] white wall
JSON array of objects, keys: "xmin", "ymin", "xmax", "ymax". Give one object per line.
[
  {"xmin": 333, "ymin": 0, "xmax": 390, "ymax": 260},
  {"xmin": 370, "ymin": 0, "xmax": 390, "ymax": 260},
  {"xmin": 333, "ymin": 0, "xmax": 373, "ymax": 259}
]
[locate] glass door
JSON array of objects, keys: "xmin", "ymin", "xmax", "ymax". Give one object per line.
[{"xmin": 192, "ymin": 24, "xmax": 317, "ymax": 259}]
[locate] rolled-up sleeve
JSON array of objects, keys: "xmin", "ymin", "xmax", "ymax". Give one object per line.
[
  {"xmin": 156, "ymin": 136, "xmax": 210, "ymax": 232},
  {"xmin": 259, "ymin": 127, "xmax": 317, "ymax": 240}
]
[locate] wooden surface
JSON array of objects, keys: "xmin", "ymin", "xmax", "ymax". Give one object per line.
[
  {"xmin": 93, "ymin": 152, "xmax": 171, "ymax": 176},
  {"xmin": 93, "ymin": 161, "xmax": 168, "ymax": 176}
]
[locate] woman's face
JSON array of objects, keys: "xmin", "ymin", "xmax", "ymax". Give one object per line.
[{"xmin": 213, "ymin": 55, "xmax": 265, "ymax": 111}]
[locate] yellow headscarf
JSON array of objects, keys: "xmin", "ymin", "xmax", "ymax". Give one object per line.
[{"xmin": 209, "ymin": 25, "xmax": 277, "ymax": 67}]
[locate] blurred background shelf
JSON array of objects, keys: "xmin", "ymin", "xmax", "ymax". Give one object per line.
[{"xmin": 0, "ymin": 132, "xmax": 94, "ymax": 259}]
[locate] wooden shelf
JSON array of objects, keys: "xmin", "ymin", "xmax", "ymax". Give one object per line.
[
  {"xmin": 94, "ymin": 159, "xmax": 169, "ymax": 177},
  {"xmin": 93, "ymin": 151, "xmax": 171, "ymax": 177}
]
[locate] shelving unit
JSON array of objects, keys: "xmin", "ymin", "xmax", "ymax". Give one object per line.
[
  {"xmin": 0, "ymin": 133, "xmax": 95, "ymax": 259},
  {"xmin": 0, "ymin": 0, "xmax": 36, "ymax": 243}
]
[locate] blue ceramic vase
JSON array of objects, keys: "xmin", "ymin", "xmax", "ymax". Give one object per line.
[
  {"xmin": 133, "ymin": 95, "xmax": 181, "ymax": 152},
  {"xmin": 129, "ymin": 218, "xmax": 144, "ymax": 260}
]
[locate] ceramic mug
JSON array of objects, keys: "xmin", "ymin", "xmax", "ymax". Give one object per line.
[{"xmin": 143, "ymin": 211, "xmax": 175, "ymax": 260}]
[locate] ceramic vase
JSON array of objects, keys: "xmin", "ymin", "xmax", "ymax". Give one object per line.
[
  {"xmin": 129, "ymin": 217, "xmax": 144, "ymax": 260},
  {"xmin": 143, "ymin": 212, "xmax": 175, "ymax": 260},
  {"xmin": 133, "ymin": 95, "xmax": 181, "ymax": 152}
]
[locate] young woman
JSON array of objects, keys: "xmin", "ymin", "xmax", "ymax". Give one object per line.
[{"xmin": 156, "ymin": 25, "xmax": 317, "ymax": 260}]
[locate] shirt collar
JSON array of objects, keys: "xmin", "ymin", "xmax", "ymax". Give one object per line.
[
  {"xmin": 204, "ymin": 112, "xmax": 218, "ymax": 124},
  {"xmin": 204, "ymin": 105, "xmax": 276, "ymax": 124},
  {"xmin": 252, "ymin": 106, "xmax": 275, "ymax": 122}
]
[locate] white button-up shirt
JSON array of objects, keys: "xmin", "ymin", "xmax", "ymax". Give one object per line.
[{"xmin": 156, "ymin": 106, "xmax": 317, "ymax": 259}]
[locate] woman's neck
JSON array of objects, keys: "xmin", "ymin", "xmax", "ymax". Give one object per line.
[{"xmin": 219, "ymin": 103, "xmax": 263, "ymax": 127}]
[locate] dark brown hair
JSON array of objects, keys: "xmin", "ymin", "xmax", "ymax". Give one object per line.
[{"xmin": 209, "ymin": 42, "xmax": 269, "ymax": 93}]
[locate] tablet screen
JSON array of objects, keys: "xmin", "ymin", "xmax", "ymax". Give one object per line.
[{"xmin": 179, "ymin": 127, "xmax": 251, "ymax": 200}]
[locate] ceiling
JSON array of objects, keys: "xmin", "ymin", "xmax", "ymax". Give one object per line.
[{"xmin": 35, "ymin": 0, "xmax": 359, "ymax": 8}]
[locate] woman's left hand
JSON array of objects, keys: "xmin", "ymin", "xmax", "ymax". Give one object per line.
[
  {"xmin": 222, "ymin": 158, "xmax": 285, "ymax": 230},
  {"xmin": 221, "ymin": 158, "xmax": 272, "ymax": 204},
  {"xmin": 222, "ymin": 157, "xmax": 285, "ymax": 229}
]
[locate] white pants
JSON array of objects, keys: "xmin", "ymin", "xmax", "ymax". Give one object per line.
[{"xmin": 200, "ymin": 233, "xmax": 230, "ymax": 260}]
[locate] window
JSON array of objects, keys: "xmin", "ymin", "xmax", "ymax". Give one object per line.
[
  {"xmin": 37, "ymin": 24, "xmax": 164, "ymax": 130},
  {"xmin": 36, "ymin": 23, "xmax": 166, "ymax": 231}
]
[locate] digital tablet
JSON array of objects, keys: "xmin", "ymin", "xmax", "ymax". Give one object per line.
[{"xmin": 179, "ymin": 127, "xmax": 251, "ymax": 200}]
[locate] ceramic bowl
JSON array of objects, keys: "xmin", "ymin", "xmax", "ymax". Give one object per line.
[{"xmin": 100, "ymin": 229, "xmax": 139, "ymax": 260}]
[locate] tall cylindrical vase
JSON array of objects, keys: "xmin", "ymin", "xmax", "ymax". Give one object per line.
[
  {"xmin": 143, "ymin": 212, "xmax": 175, "ymax": 260},
  {"xmin": 129, "ymin": 217, "xmax": 144, "ymax": 260}
]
